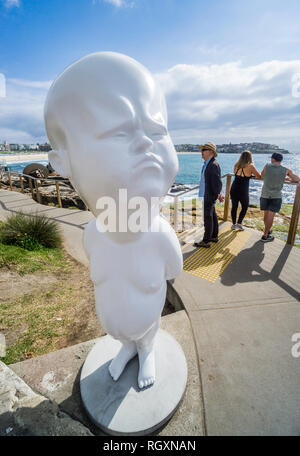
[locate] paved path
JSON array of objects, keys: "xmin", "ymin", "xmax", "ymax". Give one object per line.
[
  {"xmin": 1, "ymin": 189, "xmax": 300, "ymax": 435},
  {"xmin": 174, "ymin": 222, "xmax": 300, "ymax": 435}
]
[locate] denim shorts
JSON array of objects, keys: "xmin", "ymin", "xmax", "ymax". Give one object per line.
[{"xmin": 260, "ymin": 197, "xmax": 282, "ymax": 213}]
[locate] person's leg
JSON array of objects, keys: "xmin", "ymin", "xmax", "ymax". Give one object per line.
[
  {"xmin": 211, "ymin": 203, "xmax": 219, "ymax": 239},
  {"xmin": 231, "ymin": 197, "xmax": 239, "ymax": 225},
  {"xmin": 237, "ymin": 193, "xmax": 249, "ymax": 224},
  {"xmin": 203, "ymin": 200, "xmax": 214, "ymax": 243},
  {"xmin": 264, "ymin": 210, "xmax": 275, "ymax": 236}
]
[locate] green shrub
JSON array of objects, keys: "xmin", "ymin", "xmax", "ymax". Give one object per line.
[{"xmin": 0, "ymin": 212, "xmax": 62, "ymax": 250}]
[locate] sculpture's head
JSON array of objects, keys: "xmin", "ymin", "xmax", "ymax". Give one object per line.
[{"xmin": 44, "ymin": 52, "xmax": 178, "ymax": 216}]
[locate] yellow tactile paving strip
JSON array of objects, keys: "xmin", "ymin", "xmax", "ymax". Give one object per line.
[{"xmin": 183, "ymin": 227, "xmax": 252, "ymax": 283}]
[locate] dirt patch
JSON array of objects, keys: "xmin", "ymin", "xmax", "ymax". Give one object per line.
[
  {"xmin": 0, "ymin": 270, "xmax": 59, "ymax": 303},
  {"xmin": 1, "ymin": 250, "xmax": 176, "ymax": 364}
]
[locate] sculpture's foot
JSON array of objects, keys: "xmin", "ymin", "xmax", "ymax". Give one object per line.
[
  {"xmin": 109, "ymin": 341, "xmax": 137, "ymax": 381},
  {"xmin": 137, "ymin": 347, "xmax": 155, "ymax": 389}
]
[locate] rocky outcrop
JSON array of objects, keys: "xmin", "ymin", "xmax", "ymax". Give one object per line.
[{"xmin": 0, "ymin": 361, "xmax": 93, "ymax": 436}]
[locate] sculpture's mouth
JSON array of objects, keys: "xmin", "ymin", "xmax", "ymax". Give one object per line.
[{"xmin": 133, "ymin": 153, "xmax": 163, "ymax": 171}]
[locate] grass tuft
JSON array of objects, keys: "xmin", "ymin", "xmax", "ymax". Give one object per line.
[{"xmin": 0, "ymin": 212, "xmax": 62, "ymax": 250}]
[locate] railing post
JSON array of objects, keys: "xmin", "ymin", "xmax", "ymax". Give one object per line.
[
  {"xmin": 174, "ymin": 196, "xmax": 179, "ymax": 232},
  {"xmin": 223, "ymin": 174, "xmax": 232, "ymax": 221},
  {"xmin": 34, "ymin": 179, "xmax": 41, "ymax": 204},
  {"xmin": 287, "ymin": 184, "xmax": 300, "ymax": 246},
  {"xmin": 19, "ymin": 174, "xmax": 24, "ymax": 193},
  {"xmin": 55, "ymin": 181, "xmax": 62, "ymax": 208},
  {"xmin": 8, "ymin": 172, "xmax": 13, "ymax": 191},
  {"xmin": 29, "ymin": 177, "xmax": 34, "ymax": 199}
]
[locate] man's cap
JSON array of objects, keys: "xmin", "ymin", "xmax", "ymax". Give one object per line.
[
  {"xmin": 199, "ymin": 141, "xmax": 217, "ymax": 156},
  {"xmin": 271, "ymin": 152, "xmax": 283, "ymax": 162}
]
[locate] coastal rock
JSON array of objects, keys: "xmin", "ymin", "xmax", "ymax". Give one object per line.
[
  {"xmin": 170, "ymin": 183, "xmax": 190, "ymax": 194},
  {"xmin": 0, "ymin": 361, "xmax": 93, "ymax": 436}
]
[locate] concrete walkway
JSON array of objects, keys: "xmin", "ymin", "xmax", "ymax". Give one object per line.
[
  {"xmin": 1, "ymin": 189, "xmax": 300, "ymax": 435},
  {"xmin": 174, "ymin": 222, "xmax": 300, "ymax": 435}
]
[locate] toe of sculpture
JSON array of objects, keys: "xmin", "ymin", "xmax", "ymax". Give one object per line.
[{"xmin": 138, "ymin": 376, "xmax": 155, "ymax": 389}]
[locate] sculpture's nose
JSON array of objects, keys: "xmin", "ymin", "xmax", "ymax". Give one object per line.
[{"xmin": 131, "ymin": 132, "xmax": 153, "ymax": 154}]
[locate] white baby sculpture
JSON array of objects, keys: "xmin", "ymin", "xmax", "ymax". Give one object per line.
[{"xmin": 44, "ymin": 52, "xmax": 183, "ymax": 390}]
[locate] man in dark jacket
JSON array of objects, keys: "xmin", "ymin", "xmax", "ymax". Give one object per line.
[{"xmin": 194, "ymin": 141, "xmax": 223, "ymax": 248}]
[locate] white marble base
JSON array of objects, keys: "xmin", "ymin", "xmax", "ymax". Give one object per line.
[{"xmin": 80, "ymin": 329, "xmax": 187, "ymax": 436}]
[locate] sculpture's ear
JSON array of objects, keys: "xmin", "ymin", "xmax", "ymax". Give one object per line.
[{"xmin": 48, "ymin": 149, "xmax": 72, "ymax": 178}]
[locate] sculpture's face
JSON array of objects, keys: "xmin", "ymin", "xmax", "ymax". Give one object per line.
[{"xmin": 45, "ymin": 53, "xmax": 178, "ymax": 216}]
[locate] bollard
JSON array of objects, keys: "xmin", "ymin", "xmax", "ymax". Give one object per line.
[
  {"xmin": 29, "ymin": 177, "xmax": 34, "ymax": 199},
  {"xmin": 223, "ymin": 174, "xmax": 232, "ymax": 221},
  {"xmin": 55, "ymin": 181, "xmax": 62, "ymax": 208},
  {"xmin": 34, "ymin": 179, "xmax": 41, "ymax": 204},
  {"xmin": 19, "ymin": 174, "xmax": 24, "ymax": 193},
  {"xmin": 174, "ymin": 196, "xmax": 179, "ymax": 232},
  {"xmin": 8, "ymin": 172, "xmax": 13, "ymax": 191},
  {"xmin": 287, "ymin": 184, "xmax": 300, "ymax": 245}
]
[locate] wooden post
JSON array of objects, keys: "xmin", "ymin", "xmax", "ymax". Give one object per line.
[
  {"xmin": 55, "ymin": 181, "xmax": 62, "ymax": 208},
  {"xmin": 174, "ymin": 196, "xmax": 179, "ymax": 232},
  {"xmin": 287, "ymin": 184, "xmax": 300, "ymax": 246},
  {"xmin": 223, "ymin": 174, "xmax": 232, "ymax": 221},
  {"xmin": 29, "ymin": 177, "xmax": 34, "ymax": 199},
  {"xmin": 192, "ymin": 198, "xmax": 196, "ymax": 226},
  {"xmin": 34, "ymin": 179, "xmax": 41, "ymax": 204},
  {"xmin": 19, "ymin": 174, "xmax": 24, "ymax": 193},
  {"xmin": 8, "ymin": 172, "xmax": 13, "ymax": 191}
]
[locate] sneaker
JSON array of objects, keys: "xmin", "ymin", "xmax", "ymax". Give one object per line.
[
  {"xmin": 236, "ymin": 224, "xmax": 244, "ymax": 231},
  {"xmin": 261, "ymin": 234, "xmax": 275, "ymax": 243},
  {"xmin": 231, "ymin": 224, "xmax": 238, "ymax": 230},
  {"xmin": 193, "ymin": 240, "xmax": 211, "ymax": 248},
  {"xmin": 268, "ymin": 230, "xmax": 273, "ymax": 236}
]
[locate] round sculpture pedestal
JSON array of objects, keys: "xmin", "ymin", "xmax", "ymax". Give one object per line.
[{"xmin": 80, "ymin": 329, "xmax": 187, "ymax": 436}]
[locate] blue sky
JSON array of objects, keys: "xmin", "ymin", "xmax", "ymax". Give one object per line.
[{"xmin": 1, "ymin": 0, "xmax": 300, "ymax": 150}]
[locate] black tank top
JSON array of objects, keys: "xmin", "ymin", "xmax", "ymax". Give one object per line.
[{"xmin": 232, "ymin": 167, "xmax": 251, "ymax": 191}]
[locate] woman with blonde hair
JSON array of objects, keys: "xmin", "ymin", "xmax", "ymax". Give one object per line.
[{"xmin": 230, "ymin": 150, "xmax": 261, "ymax": 230}]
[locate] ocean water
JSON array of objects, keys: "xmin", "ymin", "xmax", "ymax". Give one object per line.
[
  {"xmin": 3, "ymin": 153, "xmax": 300, "ymax": 204},
  {"xmin": 176, "ymin": 153, "xmax": 300, "ymax": 204},
  {"xmin": 3, "ymin": 160, "xmax": 49, "ymax": 173}
]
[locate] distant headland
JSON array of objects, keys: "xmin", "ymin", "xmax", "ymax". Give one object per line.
[{"xmin": 175, "ymin": 142, "xmax": 289, "ymax": 154}]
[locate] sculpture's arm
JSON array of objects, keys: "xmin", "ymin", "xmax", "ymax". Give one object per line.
[{"xmin": 159, "ymin": 218, "xmax": 183, "ymax": 280}]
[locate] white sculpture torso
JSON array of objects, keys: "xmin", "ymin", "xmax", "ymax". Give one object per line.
[
  {"xmin": 83, "ymin": 216, "xmax": 182, "ymax": 342},
  {"xmin": 44, "ymin": 51, "xmax": 183, "ymax": 389}
]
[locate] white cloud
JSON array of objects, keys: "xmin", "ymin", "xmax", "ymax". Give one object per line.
[
  {"xmin": 0, "ymin": 78, "xmax": 50, "ymax": 144},
  {"xmin": 93, "ymin": 0, "xmax": 134, "ymax": 8},
  {"xmin": 1, "ymin": 60, "xmax": 300, "ymax": 152},
  {"xmin": 104, "ymin": 0, "xmax": 124, "ymax": 6},
  {"xmin": 3, "ymin": 0, "xmax": 20, "ymax": 8},
  {"xmin": 155, "ymin": 60, "xmax": 300, "ymax": 151}
]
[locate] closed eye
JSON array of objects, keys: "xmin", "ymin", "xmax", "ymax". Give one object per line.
[
  {"xmin": 114, "ymin": 132, "xmax": 128, "ymax": 138},
  {"xmin": 150, "ymin": 130, "xmax": 167, "ymax": 140}
]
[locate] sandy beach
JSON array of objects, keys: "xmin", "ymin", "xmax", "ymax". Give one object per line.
[{"xmin": 0, "ymin": 153, "xmax": 48, "ymax": 164}]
